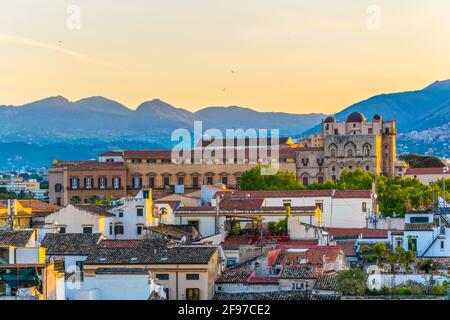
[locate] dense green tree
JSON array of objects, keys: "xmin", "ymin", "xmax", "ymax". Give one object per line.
[
  {"xmin": 240, "ymin": 166, "xmax": 303, "ymax": 191},
  {"xmin": 240, "ymin": 166, "xmax": 450, "ymax": 217},
  {"xmin": 336, "ymin": 268, "xmax": 367, "ymax": 296},
  {"xmin": 399, "ymin": 154, "xmax": 445, "ymax": 168}
]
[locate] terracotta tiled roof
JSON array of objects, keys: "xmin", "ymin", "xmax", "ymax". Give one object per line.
[
  {"xmin": 42, "ymin": 233, "xmax": 103, "ymax": 255},
  {"xmin": 221, "ymin": 236, "xmax": 319, "ymax": 250},
  {"xmin": 212, "ymin": 291, "xmax": 340, "ymax": 300},
  {"xmin": 314, "ymin": 274, "xmax": 338, "ymax": 291},
  {"xmin": 405, "ymin": 167, "xmax": 449, "ymax": 175},
  {"xmin": 220, "ymin": 199, "xmax": 264, "ymax": 210},
  {"xmin": 404, "ymin": 223, "xmax": 434, "ymax": 231},
  {"xmin": 19, "ymin": 200, "xmax": 61, "ymax": 212},
  {"xmin": 327, "ymin": 228, "xmax": 388, "ymax": 239},
  {"xmin": 72, "ymin": 204, "xmax": 116, "ymax": 217},
  {"xmin": 273, "ymin": 246, "xmax": 342, "ymax": 267},
  {"xmin": 280, "ymin": 265, "xmax": 314, "ymax": 279},
  {"xmin": 333, "ymin": 190, "xmax": 371, "ymax": 198},
  {"xmin": 0, "ymin": 230, "xmax": 34, "ymax": 247},
  {"xmin": 98, "ymin": 239, "xmax": 143, "ymax": 248},
  {"xmin": 85, "ymin": 240, "xmax": 217, "ymax": 265},
  {"xmin": 215, "ymin": 270, "xmax": 253, "ymax": 283},
  {"xmin": 335, "ymin": 241, "xmax": 357, "ymax": 257}
]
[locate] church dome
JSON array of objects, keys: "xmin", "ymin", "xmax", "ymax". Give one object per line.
[
  {"xmin": 323, "ymin": 115, "xmax": 336, "ymax": 123},
  {"xmin": 373, "ymin": 114, "xmax": 382, "ymax": 122},
  {"xmin": 346, "ymin": 112, "xmax": 366, "ymax": 123}
]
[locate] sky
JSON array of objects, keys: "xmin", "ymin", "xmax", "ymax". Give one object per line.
[{"xmin": 1, "ymin": 0, "xmax": 450, "ymax": 114}]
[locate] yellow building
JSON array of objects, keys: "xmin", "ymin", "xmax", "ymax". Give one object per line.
[{"xmin": 0, "ymin": 200, "xmax": 61, "ymax": 229}]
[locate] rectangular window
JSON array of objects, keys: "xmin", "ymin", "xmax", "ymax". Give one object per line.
[
  {"xmin": 186, "ymin": 274, "xmax": 200, "ymax": 280},
  {"xmin": 59, "ymin": 226, "xmax": 66, "ymax": 234},
  {"xmin": 137, "ymin": 226, "xmax": 143, "ymax": 235},
  {"xmin": 147, "ymin": 159, "xmax": 156, "ymax": 164},
  {"xmin": 99, "ymin": 177, "xmax": 107, "ymax": 189},
  {"xmin": 163, "ymin": 177, "xmax": 170, "ymax": 187},
  {"xmin": 207, "ymin": 177, "xmax": 213, "ymax": 185},
  {"xmin": 85, "ymin": 177, "xmax": 93, "ymax": 189},
  {"xmin": 334, "ymin": 129, "xmax": 339, "ymax": 135},
  {"xmin": 236, "ymin": 177, "xmax": 241, "ymax": 186},
  {"xmin": 114, "ymin": 225, "xmax": 124, "ymax": 235},
  {"xmin": 186, "ymin": 288, "xmax": 200, "ymax": 300},
  {"xmin": 283, "ymin": 200, "xmax": 292, "ymax": 207},
  {"xmin": 410, "ymin": 217, "xmax": 429, "ymax": 223},
  {"xmin": 164, "ymin": 288, "xmax": 169, "ymax": 299},
  {"xmin": 221, "ymin": 176, "xmax": 228, "ymax": 185},
  {"xmin": 118, "ymin": 211, "xmax": 124, "ymax": 218},
  {"xmin": 440, "ymin": 241, "xmax": 444, "ymax": 251},
  {"xmin": 83, "ymin": 226, "xmax": 93, "ymax": 234},
  {"xmin": 156, "ymin": 274, "xmax": 169, "ymax": 281},
  {"xmin": 109, "ymin": 224, "xmax": 113, "ymax": 235},
  {"xmin": 132, "ymin": 159, "xmax": 142, "ymax": 164},
  {"xmin": 178, "ymin": 177, "xmax": 184, "ymax": 185},
  {"xmin": 56, "ymin": 197, "xmax": 62, "ymax": 206},
  {"xmin": 362, "ymin": 202, "xmax": 367, "ymax": 212},
  {"xmin": 70, "ymin": 178, "xmax": 79, "ymax": 189},
  {"xmin": 133, "ymin": 176, "xmax": 142, "ymax": 189},
  {"xmin": 137, "ymin": 208, "xmax": 144, "ymax": 217},
  {"xmin": 192, "ymin": 176, "xmax": 199, "ymax": 188},
  {"xmin": 113, "ymin": 177, "xmax": 121, "ymax": 189},
  {"xmin": 149, "ymin": 177, "xmax": 155, "ymax": 188}
]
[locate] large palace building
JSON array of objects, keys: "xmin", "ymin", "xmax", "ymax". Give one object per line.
[
  {"xmin": 295, "ymin": 112, "xmax": 398, "ymax": 185},
  {"xmin": 48, "ymin": 112, "xmax": 402, "ymax": 206}
]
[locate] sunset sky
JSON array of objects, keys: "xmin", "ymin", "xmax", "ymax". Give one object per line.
[{"xmin": 1, "ymin": 0, "xmax": 450, "ymax": 114}]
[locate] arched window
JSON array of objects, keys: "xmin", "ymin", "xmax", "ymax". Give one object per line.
[
  {"xmin": 331, "ymin": 149, "xmax": 336, "ymax": 157},
  {"xmin": 347, "ymin": 149, "xmax": 353, "ymax": 157},
  {"xmin": 363, "ymin": 144, "xmax": 371, "ymax": 157}
]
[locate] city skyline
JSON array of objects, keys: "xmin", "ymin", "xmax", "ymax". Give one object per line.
[{"xmin": 2, "ymin": 0, "xmax": 450, "ymax": 113}]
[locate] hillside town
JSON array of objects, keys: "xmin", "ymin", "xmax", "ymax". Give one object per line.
[{"xmin": 0, "ymin": 113, "xmax": 449, "ymax": 300}]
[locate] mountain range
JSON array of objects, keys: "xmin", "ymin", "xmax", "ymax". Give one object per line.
[{"xmin": 0, "ymin": 79, "xmax": 449, "ymax": 169}]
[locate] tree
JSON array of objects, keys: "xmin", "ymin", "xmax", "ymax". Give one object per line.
[
  {"xmin": 336, "ymin": 268, "xmax": 366, "ymax": 296},
  {"xmin": 399, "ymin": 154, "xmax": 445, "ymax": 168},
  {"xmin": 240, "ymin": 166, "xmax": 303, "ymax": 190}
]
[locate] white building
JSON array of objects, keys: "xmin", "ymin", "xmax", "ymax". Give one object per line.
[
  {"xmin": 176, "ymin": 190, "xmax": 373, "ymax": 237},
  {"xmin": 44, "ymin": 204, "xmax": 116, "ymax": 235},
  {"xmin": 41, "ymin": 233, "xmax": 105, "ymax": 300},
  {"xmin": 404, "ymin": 167, "xmax": 449, "ymax": 185},
  {"xmin": 402, "ymin": 211, "xmax": 449, "ymax": 258}
]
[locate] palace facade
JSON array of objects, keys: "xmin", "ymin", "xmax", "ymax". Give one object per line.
[{"xmin": 48, "ymin": 112, "xmax": 399, "ymax": 206}]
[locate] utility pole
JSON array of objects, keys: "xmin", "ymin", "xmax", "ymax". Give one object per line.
[{"xmin": 215, "ymin": 194, "xmax": 220, "ymax": 234}]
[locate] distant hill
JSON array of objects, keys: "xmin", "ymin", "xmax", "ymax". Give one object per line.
[
  {"xmin": 1, "ymin": 79, "xmax": 449, "ymax": 169},
  {"xmin": 0, "ymin": 97, "xmax": 324, "ymax": 168},
  {"xmin": 303, "ymin": 79, "xmax": 450, "ymax": 135},
  {"xmin": 301, "ymin": 80, "xmax": 450, "ymax": 158}
]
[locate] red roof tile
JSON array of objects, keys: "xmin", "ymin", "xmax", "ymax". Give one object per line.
[
  {"xmin": 19, "ymin": 200, "xmax": 62, "ymax": 212},
  {"xmin": 327, "ymin": 228, "xmax": 388, "ymax": 239},
  {"xmin": 405, "ymin": 167, "xmax": 450, "ymax": 175},
  {"xmin": 335, "ymin": 241, "xmax": 357, "ymax": 257}
]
